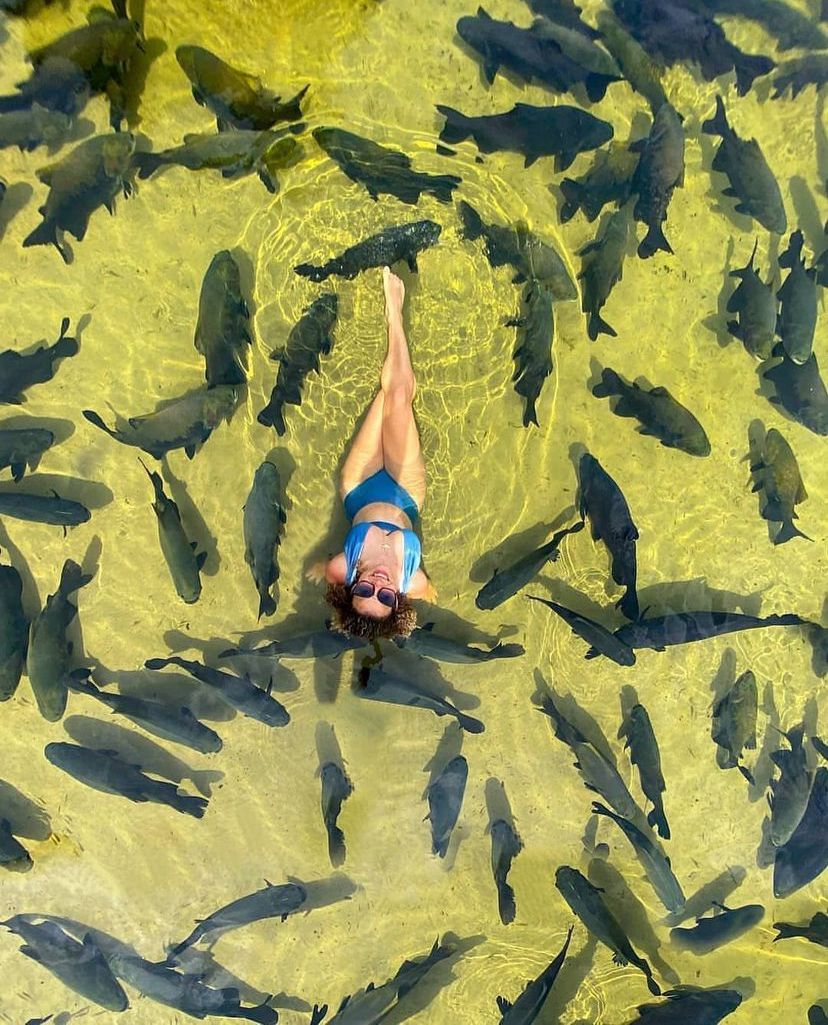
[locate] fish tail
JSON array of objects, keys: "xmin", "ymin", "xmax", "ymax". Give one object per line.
[
  {"xmin": 638, "ymin": 223, "xmax": 673, "ymax": 260},
  {"xmin": 592, "ymin": 366, "xmax": 624, "ymax": 398},
  {"xmin": 522, "ymin": 398, "xmax": 539, "ymax": 428},
  {"xmin": 132, "ymin": 151, "xmax": 164, "ymax": 179},
  {"xmin": 22, "ymin": 218, "xmax": 63, "ymax": 259},
  {"xmin": 774, "ymin": 520, "xmax": 813, "ymax": 545},
  {"xmin": 52, "ymin": 316, "xmax": 80, "ymax": 358},
  {"xmin": 173, "ymin": 792, "xmax": 208, "ymax": 818},
  {"xmin": 256, "ymin": 397, "xmax": 287, "ymax": 435},
  {"xmin": 258, "ymin": 590, "xmax": 278, "ymax": 619},
  {"xmin": 701, "ymin": 94, "xmax": 729, "ymax": 137},
  {"xmin": 327, "ymin": 824, "xmax": 346, "ymax": 867},
  {"xmin": 779, "ymin": 229, "xmax": 804, "ymax": 269},
  {"xmin": 773, "ymin": 922, "xmax": 804, "ymax": 941},
  {"xmin": 647, "ymin": 806, "xmax": 671, "ymax": 840},
  {"xmin": 587, "ymin": 312, "xmax": 618, "ymax": 341},
  {"xmin": 59, "ymin": 559, "xmax": 93, "ymax": 596},
  {"xmin": 558, "ymin": 178, "xmax": 585, "ymax": 223},
  {"xmin": 435, "ymin": 104, "xmax": 472, "ymax": 145},
  {"xmin": 433, "ymin": 834, "xmax": 450, "ymax": 858},
  {"xmin": 457, "ymin": 199, "xmax": 484, "ymax": 240},
  {"xmin": 82, "ymin": 409, "xmax": 119, "ymax": 441},
  {"xmin": 293, "ymin": 261, "xmax": 330, "ymax": 282},
  {"xmin": 617, "ymin": 588, "xmax": 639, "ymax": 622},
  {"xmin": 240, "ymin": 1002, "xmax": 279, "ymax": 1025},
  {"xmin": 277, "ymin": 83, "xmax": 309, "ymax": 122},
  {"xmin": 644, "ymin": 966, "xmax": 661, "ymax": 996},
  {"xmin": 497, "ymin": 880, "xmax": 517, "ymax": 925},
  {"xmin": 310, "ymin": 1005, "xmax": 328, "ymax": 1025},
  {"xmin": 733, "ymin": 52, "xmax": 775, "ymax": 96},
  {"xmin": 488, "ymin": 642, "xmax": 525, "ymax": 659},
  {"xmin": 428, "ymin": 174, "xmax": 461, "ymax": 203},
  {"xmin": 737, "ymin": 763, "xmax": 756, "ymax": 786}
]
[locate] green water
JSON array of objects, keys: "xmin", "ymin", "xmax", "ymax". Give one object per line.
[{"xmin": 0, "ymin": 0, "xmax": 826, "ymax": 1022}]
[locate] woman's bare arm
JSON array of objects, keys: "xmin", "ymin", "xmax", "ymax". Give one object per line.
[{"xmin": 306, "ymin": 553, "xmax": 348, "ymax": 585}]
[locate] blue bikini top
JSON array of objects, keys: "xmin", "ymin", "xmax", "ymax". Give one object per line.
[{"xmin": 343, "ymin": 521, "xmax": 422, "ymax": 595}]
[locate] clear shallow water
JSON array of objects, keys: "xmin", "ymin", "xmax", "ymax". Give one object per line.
[{"xmin": 0, "ymin": 0, "xmax": 826, "ymax": 1022}]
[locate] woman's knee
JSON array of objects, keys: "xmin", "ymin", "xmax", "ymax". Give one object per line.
[{"xmin": 382, "ymin": 379, "xmax": 416, "ymax": 410}]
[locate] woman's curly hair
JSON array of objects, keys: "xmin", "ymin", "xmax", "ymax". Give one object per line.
[{"xmin": 325, "ymin": 583, "xmax": 417, "ymax": 640}]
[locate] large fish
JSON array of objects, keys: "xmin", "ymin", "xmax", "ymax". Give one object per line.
[
  {"xmin": 175, "ymin": 44, "xmax": 307, "ymax": 131},
  {"xmin": 194, "ymin": 250, "xmax": 252, "ymax": 388},
  {"xmin": 595, "ymin": 11, "xmax": 668, "ymax": 113},
  {"xmin": 320, "ymin": 762, "xmax": 353, "ymax": 867},
  {"xmin": 630, "ymin": 102, "xmax": 685, "ymax": 259},
  {"xmin": 258, "ymin": 294, "xmax": 338, "ymax": 435},
  {"xmin": 476, "ymin": 520, "xmax": 584, "ymax": 609},
  {"xmin": 220, "ymin": 628, "xmax": 369, "ymax": 661},
  {"xmin": 530, "ymin": 17, "xmax": 623, "ymax": 100},
  {"xmin": 701, "ymin": 96, "xmax": 786, "ymax": 235},
  {"xmin": 141, "ymin": 462, "xmax": 206, "ymax": 603},
  {"xmin": 0, "ymin": 56, "xmax": 89, "ymax": 116},
  {"xmin": 508, "ymin": 280, "xmax": 555, "ymax": 427},
  {"xmin": 559, "ymin": 142, "xmax": 638, "ymax": 224},
  {"xmin": 774, "ymin": 910, "xmax": 828, "ymax": 948},
  {"xmin": 698, "ymin": 0, "xmax": 828, "ymax": 51},
  {"xmin": 490, "ymin": 817, "xmax": 523, "ymax": 924},
  {"xmin": 425, "ymin": 754, "xmax": 467, "ymax": 857},
  {"xmin": 314, "ymin": 126, "xmax": 460, "ymax": 204},
  {"xmin": 0, "ymin": 105, "xmax": 73, "ymax": 153},
  {"xmin": 295, "ymin": 221, "xmax": 440, "ymax": 282},
  {"xmin": 628, "ymin": 987, "xmax": 742, "ymax": 1024},
  {"xmin": 711, "ymin": 670, "xmax": 758, "ymax": 784},
  {"xmin": 495, "ymin": 925, "xmax": 573, "ymax": 1024},
  {"xmin": 768, "ymin": 725, "xmax": 814, "ymax": 846},
  {"xmin": 83, "ymin": 385, "xmax": 237, "ymax": 459},
  {"xmin": 750, "ymin": 426, "xmax": 810, "ymax": 544},
  {"xmin": 527, "ymin": 594, "xmax": 635, "ymax": 666},
  {"xmin": 577, "ymin": 201, "xmax": 633, "ymax": 339},
  {"xmin": 397, "ymin": 622, "xmax": 524, "ymax": 663},
  {"xmin": 0, "ymin": 491, "xmax": 89, "ymax": 527},
  {"xmin": 761, "ymin": 342, "xmax": 828, "ymax": 436},
  {"xmin": 618, "ymin": 703, "xmax": 669, "ymax": 838},
  {"xmin": 773, "ymin": 766, "xmax": 828, "ymax": 898},
  {"xmin": 726, "ymin": 241, "xmax": 777, "ymax": 359},
  {"xmin": 0, "ymin": 317, "xmax": 78, "ymax": 404},
  {"xmin": 436, "ymin": 102, "xmax": 613, "ymax": 171},
  {"xmin": 579, "ymin": 452, "xmax": 639, "ymax": 620},
  {"xmin": 776, "ymin": 230, "xmax": 818, "ymax": 365},
  {"xmin": 555, "ymin": 865, "xmax": 660, "ymax": 995},
  {"xmin": 0, "ymin": 427, "xmax": 54, "ymax": 481},
  {"xmin": 243, "ymin": 461, "xmax": 286, "ymax": 618},
  {"xmin": 773, "ymin": 54, "xmax": 828, "ymax": 98},
  {"xmin": 670, "ymin": 903, "xmax": 764, "ymax": 955},
  {"xmin": 24, "ymin": 134, "xmax": 135, "ymax": 263},
  {"xmin": 592, "ymin": 366, "xmax": 710, "ymax": 456},
  {"xmin": 356, "ymin": 664, "xmax": 484, "ymax": 733},
  {"xmin": 0, "ymin": 559, "xmax": 27, "ymax": 700}
]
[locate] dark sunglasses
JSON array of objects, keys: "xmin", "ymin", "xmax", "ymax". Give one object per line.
[{"xmin": 350, "ymin": 580, "xmax": 397, "ymax": 608}]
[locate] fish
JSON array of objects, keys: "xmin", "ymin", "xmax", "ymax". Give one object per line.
[
  {"xmin": 476, "ymin": 520, "xmax": 584, "ymax": 610},
  {"xmin": 144, "ymin": 656, "xmax": 290, "ymax": 727},
  {"xmin": 761, "ymin": 341, "xmax": 828, "ymax": 436},
  {"xmin": 320, "ymin": 762, "xmax": 353, "ymax": 867},
  {"xmin": 436, "ymin": 102, "xmax": 613, "ymax": 171},
  {"xmin": 525, "ymin": 0, "xmax": 599, "ymax": 37},
  {"xmin": 0, "ymin": 818, "xmax": 32, "ymax": 870},
  {"xmin": 0, "ymin": 104, "xmax": 73, "ymax": 153},
  {"xmin": 592, "ymin": 366, "xmax": 710, "ymax": 456},
  {"xmin": 295, "ymin": 220, "xmax": 440, "ymax": 282},
  {"xmin": 810, "ymin": 1008, "xmax": 828, "ymax": 1025},
  {"xmin": 220, "ymin": 628, "xmax": 369, "ymax": 661},
  {"xmin": 527, "ymin": 594, "xmax": 636, "ymax": 666},
  {"xmin": 529, "ymin": 17, "xmax": 623, "ymax": 101},
  {"xmin": 194, "ymin": 250, "xmax": 252, "ymax": 389},
  {"xmin": 66, "ymin": 671, "xmax": 222, "ymax": 755},
  {"xmin": 258, "ymin": 293, "xmax": 338, "ymax": 435},
  {"xmin": 489, "ymin": 818, "xmax": 523, "ymax": 924},
  {"xmin": 3, "ymin": 917, "xmax": 128, "ymax": 1011},
  {"xmin": 612, "ymin": 0, "xmax": 774, "ymax": 95},
  {"xmin": 495, "ymin": 925, "xmax": 573, "ymax": 1024},
  {"xmin": 508, "ymin": 280, "xmax": 555, "ymax": 428},
  {"xmin": 558, "ymin": 142, "xmax": 638, "ymax": 224},
  {"xmin": 397, "ymin": 622, "xmax": 524, "ymax": 663},
  {"xmin": 699, "ymin": 0, "xmax": 828, "ymax": 51},
  {"xmin": 24, "ymin": 133, "xmax": 136, "ymax": 263},
  {"xmin": 768, "ymin": 726, "xmax": 815, "ymax": 846},
  {"xmin": 774, "ymin": 910, "xmax": 828, "ymax": 947},
  {"xmin": 0, "ymin": 427, "xmax": 54, "ymax": 481},
  {"xmin": 83, "ymin": 385, "xmax": 237, "ymax": 459},
  {"xmin": 726, "ymin": 241, "xmax": 777, "ymax": 359},
  {"xmin": 594, "ymin": 11, "xmax": 668, "ymax": 113},
  {"xmin": 356, "ymin": 664, "xmax": 484, "ymax": 733},
  {"xmin": 0, "ymin": 560, "xmax": 27, "ymax": 701},
  {"xmin": 554, "ymin": 865, "xmax": 661, "ymax": 995},
  {"xmin": 140, "ymin": 461, "xmax": 206, "ymax": 603},
  {"xmin": 701, "ymin": 96, "xmax": 786, "ymax": 235},
  {"xmin": 618, "ymin": 703, "xmax": 670, "ymax": 838},
  {"xmin": 577, "ymin": 203, "xmax": 633, "ymax": 339},
  {"xmin": 0, "ymin": 56, "xmax": 89, "ymax": 116},
  {"xmin": 243, "ymin": 461, "xmax": 286, "ymax": 618},
  {"xmin": 628, "ymin": 987, "xmax": 742, "ymax": 1024},
  {"xmin": 134, "ymin": 129, "xmax": 300, "ymax": 194},
  {"xmin": 314, "ymin": 126, "xmax": 460, "ymax": 204},
  {"xmin": 0, "ymin": 491, "xmax": 89, "ymax": 527},
  {"xmin": 592, "ymin": 802, "xmax": 685, "ymax": 913},
  {"xmin": 630, "ymin": 102, "xmax": 685, "ymax": 259},
  {"xmin": 167, "ymin": 880, "xmax": 308, "ymax": 958},
  {"xmin": 773, "ymin": 767, "xmax": 828, "ymax": 898},
  {"xmin": 175, "ymin": 44, "xmax": 307, "ymax": 131},
  {"xmin": 773, "ymin": 54, "xmax": 828, "ymax": 98},
  {"xmin": 578, "ymin": 452, "xmax": 639, "ymax": 620},
  {"xmin": 458, "ymin": 200, "xmax": 576, "ymax": 297},
  {"xmin": 750, "ymin": 427, "xmax": 810, "ymax": 544},
  {"xmin": 0, "ymin": 317, "xmax": 78, "ymax": 404},
  {"xmin": 712, "ymin": 670, "xmax": 758, "ymax": 785},
  {"xmin": 27, "ymin": 560, "xmax": 92, "ymax": 722},
  {"xmin": 425, "ymin": 755, "xmax": 467, "ymax": 857},
  {"xmin": 776, "ymin": 230, "xmax": 818, "ymax": 365},
  {"xmin": 44, "ymin": 742, "xmax": 208, "ymax": 818}
]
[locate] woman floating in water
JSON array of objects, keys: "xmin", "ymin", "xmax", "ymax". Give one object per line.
[{"xmin": 309, "ymin": 266, "xmax": 435, "ymax": 638}]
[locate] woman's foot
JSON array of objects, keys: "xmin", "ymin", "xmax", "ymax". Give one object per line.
[{"xmin": 383, "ymin": 266, "xmax": 405, "ymax": 324}]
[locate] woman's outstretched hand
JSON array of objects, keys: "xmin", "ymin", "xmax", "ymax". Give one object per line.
[{"xmin": 306, "ymin": 560, "xmax": 328, "ymax": 584}]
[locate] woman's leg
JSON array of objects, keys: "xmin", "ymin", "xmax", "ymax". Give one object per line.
[{"xmin": 339, "ymin": 389, "xmax": 384, "ymax": 501}]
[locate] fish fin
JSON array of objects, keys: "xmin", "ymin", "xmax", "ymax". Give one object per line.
[
  {"xmin": 721, "ymin": 187, "xmax": 737, "ymax": 198},
  {"xmin": 406, "ymin": 253, "xmax": 419, "ymax": 272},
  {"xmin": 19, "ymin": 945, "xmax": 42, "ymax": 962},
  {"xmin": 774, "ymin": 521, "xmax": 812, "ymax": 544},
  {"xmin": 483, "ymin": 60, "xmax": 499, "ymax": 84},
  {"xmin": 10, "ymin": 462, "xmax": 25, "ymax": 483},
  {"xmin": 195, "ymin": 550, "xmax": 208, "ymax": 570},
  {"xmin": 738, "ymin": 764, "xmax": 756, "ymax": 785},
  {"xmin": 310, "ymin": 1005, "xmax": 328, "ymax": 1025},
  {"xmin": 702, "ymin": 96, "xmax": 729, "ymax": 138},
  {"xmin": 185, "ymin": 444, "xmax": 196, "ymax": 459},
  {"xmin": 612, "ymin": 953, "xmax": 629, "ymax": 966},
  {"xmin": 587, "ymin": 313, "xmax": 617, "ymax": 340},
  {"xmin": 496, "ymin": 996, "xmax": 513, "ymax": 1013},
  {"xmin": 726, "ymin": 319, "xmax": 743, "ymax": 339}
]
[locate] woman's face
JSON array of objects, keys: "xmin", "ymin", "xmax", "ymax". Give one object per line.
[{"xmin": 351, "ymin": 567, "xmax": 396, "ymax": 620}]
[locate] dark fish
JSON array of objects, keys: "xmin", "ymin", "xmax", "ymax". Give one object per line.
[
  {"xmin": 525, "ymin": 0, "xmax": 599, "ymax": 38},
  {"xmin": 628, "ymin": 987, "xmax": 742, "ymax": 1024},
  {"xmin": 578, "ymin": 452, "xmax": 639, "ymax": 620},
  {"xmin": 618, "ymin": 703, "xmax": 669, "ymax": 838},
  {"xmin": 508, "ymin": 280, "xmax": 555, "ymax": 427},
  {"xmin": 144, "ymin": 656, "xmax": 289, "ymax": 727},
  {"xmin": 0, "ymin": 105, "xmax": 72, "ymax": 152},
  {"xmin": 0, "ymin": 427, "xmax": 54, "ymax": 481},
  {"xmin": 398, "ymin": 622, "xmax": 524, "ymax": 663},
  {"xmin": 3, "ymin": 916, "xmax": 128, "ymax": 1011},
  {"xmin": 436, "ymin": 102, "xmax": 613, "ymax": 171},
  {"xmin": 475, "ymin": 519, "xmax": 584, "ymax": 609},
  {"xmin": 44, "ymin": 742, "xmax": 207, "ymax": 818},
  {"xmin": 458, "ymin": 200, "xmax": 576, "ymax": 297},
  {"xmin": 220, "ymin": 628, "xmax": 368, "ymax": 661},
  {"xmin": 559, "ymin": 142, "xmax": 638, "ymax": 224},
  {"xmin": 356, "ymin": 664, "xmax": 484, "ymax": 733},
  {"xmin": 27, "ymin": 560, "xmax": 92, "ymax": 722},
  {"xmin": 761, "ymin": 341, "xmax": 828, "ymax": 436},
  {"xmin": 527, "ymin": 594, "xmax": 636, "ymax": 666},
  {"xmin": 0, "ymin": 317, "xmax": 78, "ymax": 404},
  {"xmin": 811, "ymin": 1009, "xmax": 828, "ymax": 1025},
  {"xmin": 577, "ymin": 203, "xmax": 633, "ymax": 339},
  {"xmin": 712, "ymin": 670, "xmax": 758, "ymax": 785},
  {"xmin": 530, "ymin": 17, "xmax": 624, "ymax": 101},
  {"xmin": 140, "ymin": 462, "xmax": 205, "ymax": 603},
  {"xmin": 699, "ymin": 0, "xmax": 828, "ymax": 51},
  {"xmin": 295, "ymin": 220, "xmax": 441, "ymax": 282},
  {"xmin": 194, "ymin": 250, "xmax": 252, "ymax": 389},
  {"xmin": 750, "ymin": 427, "xmax": 810, "ymax": 545},
  {"xmin": 0, "ymin": 56, "xmax": 89, "ymax": 116},
  {"xmin": 489, "ymin": 818, "xmax": 523, "ymax": 924},
  {"xmin": 314, "ymin": 126, "xmax": 460, "ymax": 204},
  {"xmin": 0, "ymin": 817, "xmax": 31, "ymax": 870},
  {"xmin": 66, "ymin": 671, "xmax": 222, "ymax": 755},
  {"xmin": 774, "ymin": 767, "xmax": 828, "ymax": 898},
  {"xmin": 774, "ymin": 910, "xmax": 828, "ymax": 947},
  {"xmin": 258, "ymin": 293, "xmax": 338, "ymax": 435},
  {"xmin": 630, "ymin": 102, "xmax": 685, "ymax": 259},
  {"xmin": 243, "ymin": 461, "xmax": 286, "ymax": 618},
  {"xmin": 726, "ymin": 241, "xmax": 777, "ymax": 359},
  {"xmin": 768, "ymin": 725, "xmax": 814, "ymax": 845},
  {"xmin": 425, "ymin": 755, "xmax": 467, "ymax": 857},
  {"xmin": 176, "ymin": 44, "xmax": 307, "ymax": 131},
  {"xmin": 555, "ymin": 865, "xmax": 660, "ymax": 995},
  {"xmin": 24, "ymin": 134, "xmax": 135, "ymax": 262},
  {"xmin": 595, "ymin": 11, "xmax": 668, "ymax": 112},
  {"xmin": 670, "ymin": 902, "xmax": 763, "ymax": 955},
  {"xmin": 0, "ymin": 491, "xmax": 89, "ymax": 527},
  {"xmin": 168, "ymin": 880, "xmax": 307, "ymax": 958},
  {"xmin": 773, "ymin": 55, "xmax": 828, "ymax": 98},
  {"xmin": 776, "ymin": 230, "xmax": 818, "ymax": 365},
  {"xmin": 83, "ymin": 385, "xmax": 237, "ymax": 459},
  {"xmin": 320, "ymin": 762, "xmax": 353, "ymax": 867},
  {"xmin": 496, "ymin": 925, "xmax": 573, "ymax": 1025},
  {"xmin": 592, "ymin": 366, "xmax": 710, "ymax": 456}
]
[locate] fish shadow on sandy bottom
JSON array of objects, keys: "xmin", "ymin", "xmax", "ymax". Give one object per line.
[
  {"xmin": 92, "ymin": 662, "xmax": 237, "ymax": 722},
  {"xmin": 0, "ymin": 777, "xmax": 51, "ymax": 840},
  {"xmin": 0, "ymin": 182, "xmax": 33, "ymax": 241}
]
